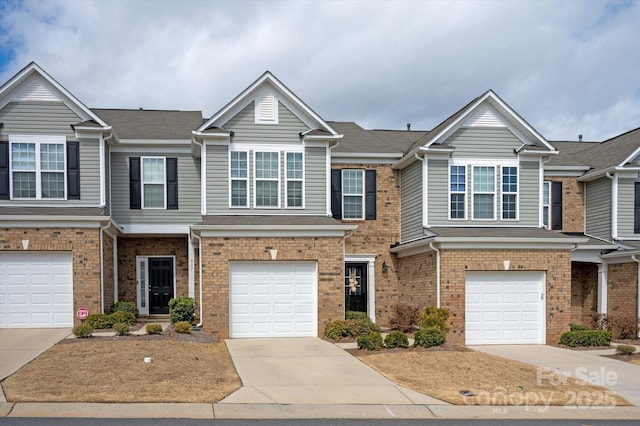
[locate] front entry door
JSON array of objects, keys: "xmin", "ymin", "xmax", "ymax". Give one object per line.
[
  {"xmin": 149, "ymin": 257, "xmax": 174, "ymax": 314},
  {"xmin": 345, "ymin": 263, "xmax": 367, "ymax": 313}
]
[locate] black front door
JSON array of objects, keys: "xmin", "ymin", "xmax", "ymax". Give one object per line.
[
  {"xmin": 149, "ymin": 257, "xmax": 174, "ymax": 314},
  {"xmin": 345, "ymin": 263, "xmax": 367, "ymax": 313}
]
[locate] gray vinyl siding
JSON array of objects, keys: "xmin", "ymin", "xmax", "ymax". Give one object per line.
[
  {"xmin": 110, "ymin": 151, "xmax": 201, "ymax": 225},
  {"xmin": 105, "ymin": 144, "xmax": 111, "ymax": 215},
  {"xmin": 427, "ymin": 159, "xmax": 449, "ymax": 227},
  {"xmin": 518, "ymin": 161, "xmax": 540, "ymax": 225},
  {"xmin": 400, "ymin": 160, "xmax": 423, "ymax": 242},
  {"xmin": 205, "ymin": 144, "xmax": 327, "ymax": 215},
  {"xmin": 225, "ymin": 101, "xmax": 309, "ymax": 145},
  {"xmin": 449, "ymin": 127, "xmax": 522, "ymax": 159},
  {"xmin": 0, "ymin": 101, "xmax": 102, "ymax": 206},
  {"xmin": 585, "ymin": 178, "xmax": 612, "ymax": 240},
  {"xmin": 616, "ymin": 178, "xmax": 639, "ymax": 238}
]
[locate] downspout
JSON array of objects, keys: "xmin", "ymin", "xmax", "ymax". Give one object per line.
[
  {"xmin": 632, "ymin": 255, "xmax": 640, "ymax": 338},
  {"xmin": 429, "ymin": 242, "xmax": 441, "ymax": 308},
  {"xmin": 191, "ymin": 230, "xmax": 204, "ymax": 327},
  {"xmin": 99, "ymin": 221, "xmax": 113, "ymax": 314}
]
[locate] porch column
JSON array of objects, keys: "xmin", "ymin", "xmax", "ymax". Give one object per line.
[{"xmin": 597, "ymin": 263, "xmax": 608, "ymax": 314}]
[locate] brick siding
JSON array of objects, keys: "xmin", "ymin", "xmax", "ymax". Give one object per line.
[
  {"xmin": 607, "ymin": 262, "xmax": 639, "ymax": 335},
  {"xmin": 547, "ymin": 177, "xmax": 584, "ymax": 233},
  {"xmin": 570, "ymin": 262, "xmax": 598, "ymax": 326},
  {"xmin": 102, "ymin": 233, "xmax": 115, "ymax": 312},
  {"xmin": 397, "ymin": 251, "xmax": 437, "ymax": 309}
]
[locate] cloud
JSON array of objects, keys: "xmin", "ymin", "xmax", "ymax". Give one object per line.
[{"xmin": 1, "ymin": 0, "xmax": 638, "ymax": 141}]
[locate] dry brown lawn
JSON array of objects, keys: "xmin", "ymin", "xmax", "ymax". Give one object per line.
[
  {"xmin": 2, "ymin": 340, "xmax": 241, "ymax": 403},
  {"xmin": 353, "ymin": 347, "xmax": 630, "ymax": 406}
]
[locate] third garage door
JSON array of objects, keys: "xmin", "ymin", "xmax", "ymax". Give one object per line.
[
  {"xmin": 229, "ymin": 262, "xmax": 317, "ymax": 338},
  {"xmin": 465, "ymin": 271, "xmax": 545, "ymax": 345}
]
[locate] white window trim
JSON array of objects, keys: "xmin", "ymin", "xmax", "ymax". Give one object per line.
[
  {"xmin": 254, "ymin": 91, "xmax": 279, "ymax": 124},
  {"xmin": 342, "ymin": 169, "xmax": 365, "ymax": 220},
  {"xmin": 285, "ymin": 151, "xmax": 305, "ymax": 209},
  {"xmin": 500, "ymin": 165, "xmax": 519, "ymax": 221},
  {"xmin": 9, "ymin": 135, "xmax": 66, "ymax": 200},
  {"xmin": 542, "ymin": 181, "xmax": 551, "ymax": 229},
  {"xmin": 471, "ymin": 165, "xmax": 497, "ymax": 221},
  {"xmin": 448, "ymin": 164, "xmax": 467, "ymax": 220},
  {"xmin": 228, "ymin": 150, "xmax": 249, "ymax": 208},
  {"xmin": 253, "ymin": 150, "xmax": 281, "ymax": 209},
  {"xmin": 141, "ymin": 156, "xmax": 166, "ymax": 209}
]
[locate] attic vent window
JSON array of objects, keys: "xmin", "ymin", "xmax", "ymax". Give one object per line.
[{"xmin": 256, "ymin": 91, "xmax": 278, "ymax": 124}]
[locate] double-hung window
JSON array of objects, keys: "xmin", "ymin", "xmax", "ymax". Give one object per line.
[
  {"xmin": 141, "ymin": 157, "xmax": 165, "ymax": 208},
  {"xmin": 542, "ymin": 181, "xmax": 550, "ymax": 228},
  {"xmin": 10, "ymin": 136, "xmax": 65, "ymax": 199},
  {"xmin": 230, "ymin": 151, "xmax": 248, "ymax": 207},
  {"xmin": 254, "ymin": 151, "xmax": 279, "ymax": 207},
  {"xmin": 285, "ymin": 152, "xmax": 303, "ymax": 208},
  {"xmin": 501, "ymin": 166, "xmax": 518, "ymax": 219},
  {"xmin": 342, "ymin": 169, "xmax": 364, "ymax": 219},
  {"xmin": 449, "ymin": 165, "xmax": 466, "ymax": 219},
  {"xmin": 473, "ymin": 166, "xmax": 495, "ymax": 219}
]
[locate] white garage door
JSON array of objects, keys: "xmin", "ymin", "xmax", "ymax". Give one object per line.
[
  {"xmin": 0, "ymin": 252, "xmax": 73, "ymax": 328},
  {"xmin": 230, "ymin": 261, "xmax": 317, "ymax": 338},
  {"xmin": 465, "ymin": 271, "xmax": 545, "ymax": 345}
]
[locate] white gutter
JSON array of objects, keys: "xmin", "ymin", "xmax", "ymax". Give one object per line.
[
  {"xmin": 191, "ymin": 230, "xmax": 204, "ymax": 328},
  {"xmin": 606, "ymin": 172, "xmax": 617, "ymax": 239},
  {"xmin": 429, "ymin": 242, "xmax": 441, "ymax": 308},
  {"xmin": 632, "ymin": 255, "xmax": 640, "ymax": 338}
]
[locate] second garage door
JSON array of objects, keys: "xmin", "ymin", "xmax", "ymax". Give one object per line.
[
  {"xmin": 465, "ymin": 271, "xmax": 545, "ymax": 345},
  {"xmin": 0, "ymin": 252, "xmax": 73, "ymax": 328},
  {"xmin": 230, "ymin": 261, "xmax": 317, "ymax": 338}
]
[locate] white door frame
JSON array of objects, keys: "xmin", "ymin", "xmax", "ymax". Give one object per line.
[
  {"xmin": 136, "ymin": 255, "xmax": 176, "ymax": 316},
  {"xmin": 344, "ymin": 254, "xmax": 377, "ymax": 323}
]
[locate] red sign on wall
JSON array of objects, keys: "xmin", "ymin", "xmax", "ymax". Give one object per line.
[{"xmin": 76, "ymin": 307, "xmax": 89, "ymax": 320}]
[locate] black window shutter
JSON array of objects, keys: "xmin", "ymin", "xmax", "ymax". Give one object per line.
[
  {"xmin": 551, "ymin": 181, "xmax": 563, "ymax": 230},
  {"xmin": 129, "ymin": 157, "xmax": 141, "ymax": 209},
  {"xmin": 0, "ymin": 141, "xmax": 8, "ymax": 199},
  {"xmin": 634, "ymin": 182, "xmax": 640, "ymax": 233},
  {"xmin": 66, "ymin": 142, "xmax": 80, "ymax": 200},
  {"xmin": 331, "ymin": 169, "xmax": 342, "ymax": 219},
  {"xmin": 365, "ymin": 169, "xmax": 377, "ymax": 220},
  {"xmin": 166, "ymin": 157, "xmax": 178, "ymax": 210}
]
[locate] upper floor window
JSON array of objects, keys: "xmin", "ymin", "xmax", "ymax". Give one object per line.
[
  {"xmin": 142, "ymin": 157, "xmax": 165, "ymax": 209},
  {"xmin": 342, "ymin": 169, "xmax": 364, "ymax": 219},
  {"xmin": 449, "ymin": 165, "xmax": 466, "ymax": 219},
  {"xmin": 542, "ymin": 181, "xmax": 550, "ymax": 228},
  {"xmin": 501, "ymin": 166, "xmax": 518, "ymax": 220},
  {"xmin": 9, "ymin": 136, "xmax": 66, "ymax": 199},
  {"xmin": 473, "ymin": 166, "xmax": 495, "ymax": 219},
  {"xmin": 230, "ymin": 151, "xmax": 248, "ymax": 207},
  {"xmin": 129, "ymin": 156, "xmax": 177, "ymax": 210},
  {"xmin": 254, "ymin": 151, "xmax": 279, "ymax": 207},
  {"xmin": 286, "ymin": 152, "xmax": 303, "ymax": 208}
]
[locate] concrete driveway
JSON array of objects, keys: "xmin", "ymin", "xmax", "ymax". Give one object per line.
[
  {"xmin": 0, "ymin": 328, "xmax": 71, "ymax": 381},
  {"xmin": 222, "ymin": 337, "xmax": 447, "ymax": 405},
  {"xmin": 472, "ymin": 344, "xmax": 640, "ymax": 406}
]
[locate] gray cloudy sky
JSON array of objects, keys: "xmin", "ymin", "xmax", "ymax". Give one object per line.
[{"xmin": 1, "ymin": 0, "xmax": 639, "ymax": 141}]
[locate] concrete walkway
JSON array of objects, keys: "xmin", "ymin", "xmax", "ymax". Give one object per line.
[
  {"xmin": 0, "ymin": 328, "xmax": 71, "ymax": 381},
  {"xmin": 222, "ymin": 337, "xmax": 445, "ymax": 405},
  {"xmin": 472, "ymin": 344, "xmax": 640, "ymax": 406}
]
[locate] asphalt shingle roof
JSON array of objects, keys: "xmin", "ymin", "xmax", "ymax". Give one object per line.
[{"xmin": 92, "ymin": 108, "xmax": 203, "ymax": 140}]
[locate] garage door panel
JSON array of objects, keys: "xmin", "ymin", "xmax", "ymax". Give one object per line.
[
  {"xmin": 466, "ymin": 271, "xmax": 545, "ymax": 345},
  {"xmin": 1, "ymin": 252, "xmax": 73, "ymax": 328},
  {"xmin": 230, "ymin": 262, "xmax": 317, "ymax": 338}
]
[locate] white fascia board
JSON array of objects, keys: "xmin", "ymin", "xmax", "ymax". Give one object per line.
[
  {"xmin": 192, "ymin": 130, "xmax": 231, "ymax": 139},
  {"xmin": 437, "ymin": 241, "xmax": 582, "ymax": 250},
  {"xmin": 434, "ymin": 236, "xmax": 587, "ymax": 244},
  {"xmin": 74, "ymin": 126, "xmax": 112, "ymax": 137},
  {"xmin": 577, "ymin": 166, "xmax": 640, "ymax": 182},
  {"xmin": 116, "ymin": 139, "xmax": 192, "ymax": 145},
  {"xmin": 120, "ymin": 224, "xmax": 191, "ymax": 234},
  {"xmin": 109, "ymin": 145, "xmax": 192, "ymax": 154},
  {"xmin": 0, "ymin": 216, "xmax": 110, "ymax": 228},
  {"xmin": 194, "ymin": 224, "xmax": 357, "ymax": 238},
  {"xmin": 392, "ymin": 150, "xmax": 422, "ymax": 169},
  {"xmin": 332, "ymin": 153, "xmax": 401, "ymax": 165},
  {"xmin": 0, "ymin": 63, "xmax": 108, "ymax": 127},
  {"xmin": 622, "ymin": 146, "xmax": 640, "ymax": 166}
]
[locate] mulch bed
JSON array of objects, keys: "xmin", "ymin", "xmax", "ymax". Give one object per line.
[
  {"xmin": 60, "ymin": 324, "xmax": 218, "ymax": 344},
  {"xmin": 345, "ymin": 341, "xmax": 471, "ymax": 355}
]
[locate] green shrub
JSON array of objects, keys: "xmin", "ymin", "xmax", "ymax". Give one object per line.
[
  {"xmin": 414, "ymin": 327, "xmax": 446, "ymax": 348},
  {"xmin": 174, "ymin": 321, "xmax": 192, "ymax": 334},
  {"xmin": 110, "ymin": 301, "xmax": 139, "ymax": 318},
  {"xmin": 356, "ymin": 331, "xmax": 384, "ymax": 351},
  {"xmin": 324, "ymin": 318, "xmax": 381, "ymax": 340},
  {"xmin": 169, "ymin": 297, "xmax": 195, "ymax": 324},
  {"xmin": 389, "ymin": 303, "xmax": 420, "ymax": 332},
  {"xmin": 109, "ymin": 310, "xmax": 136, "ymax": 326},
  {"xmin": 569, "ymin": 324, "xmax": 591, "ymax": 332},
  {"xmin": 559, "ymin": 330, "xmax": 613, "ymax": 347},
  {"xmin": 73, "ymin": 323, "xmax": 93, "ymax": 338},
  {"xmin": 345, "ymin": 311, "xmax": 368, "ymax": 321},
  {"xmin": 384, "ymin": 330, "xmax": 409, "ymax": 348},
  {"xmin": 145, "ymin": 323, "xmax": 163, "ymax": 335},
  {"xmin": 113, "ymin": 322, "xmax": 130, "ymax": 336},
  {"xmin": 417, "ymin": 306, "xmax": 450, "ymax": 333},
  {"xmin": 616, "ymin": 344, "xmax": 636, "ymax": 355},
  {"xmin": 325, "ymin": 320, "xmax": 348, "ymax": 340},
  {"xmin": 86, "ymin": 313, "xmax": 113, "ymax": 329}
]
